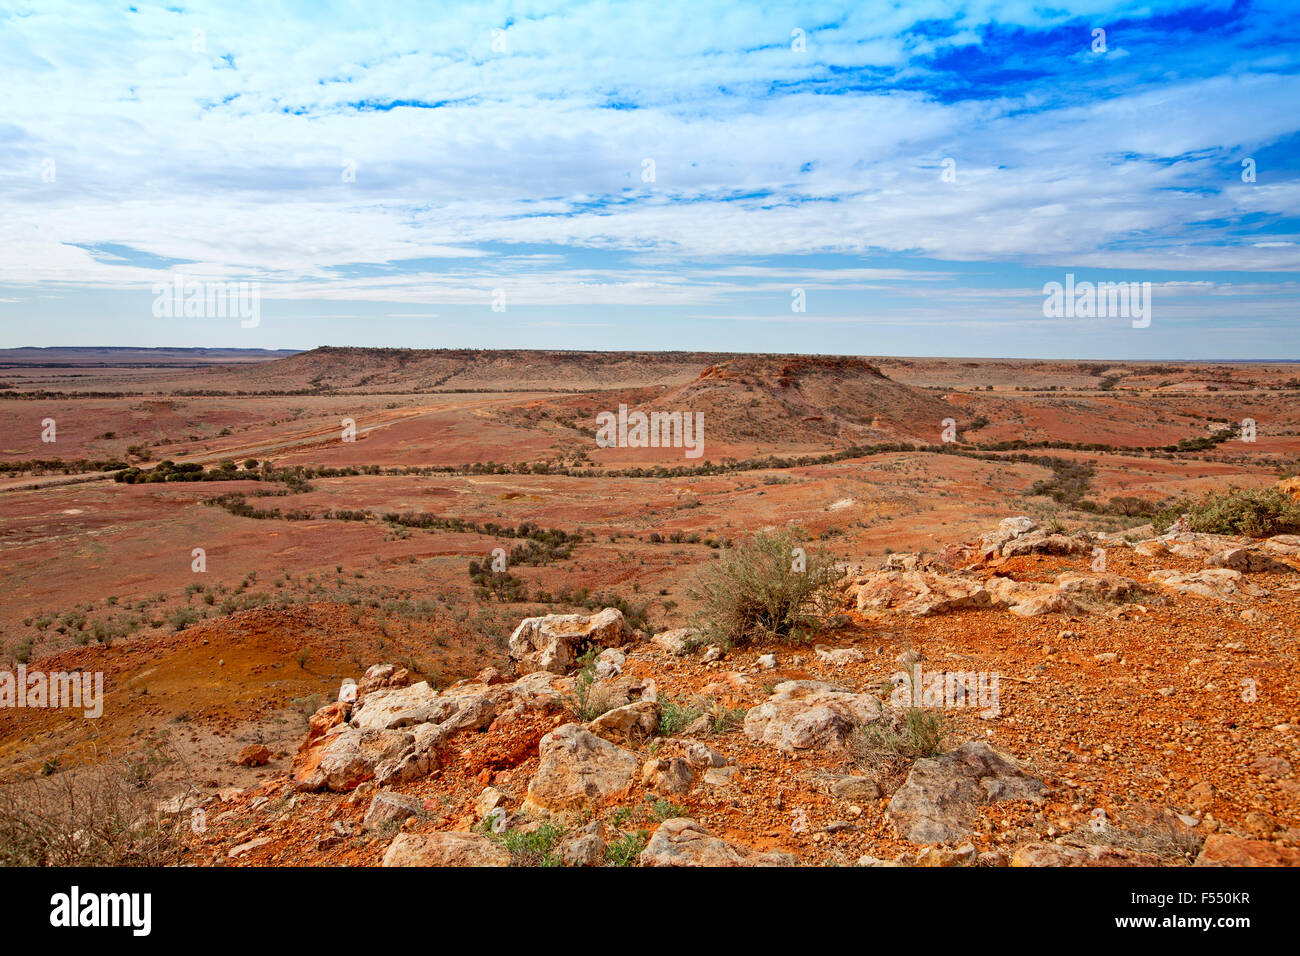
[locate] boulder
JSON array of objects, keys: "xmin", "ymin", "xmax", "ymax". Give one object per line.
[
  {"xmin": 887, "ymin": 741, "xmax": 1048, "ymax": 844},
  {"xmin": 999, "ymin": 531, "xmax": 1092, "ymax": 558},
  {"xmin": 235, "ymin": 744, "xmax": 271, "ymax": 767},
  {"xmin": 852, "ymin": 570, "xmax": 925, "ymax": 611},
  {"xmin": 508, "ymin": 608, "xmax": 632, "ymax": 675},
  {"xmin": 1263, "ymin": 535, "xmax": 1300, "ymax": 557},
  {"xmin": 557, "ymin": 822, "xmax": 607, "ymax": 867},
  {"xmin": 743, "ymin": 680, "xmax": 882, "ymax": 752},
  {"xmin": 1148, "ymin": 568, "xmax": 1266, "ymax": 601},
  {"xmin": 381, "ymin": 831, "xmax": 510, "ymax": 867},
  {"xmin": 831, "ymin": 775, "xmax": 882, "ymax": 802},
  {"xmin": 1009, "ymin": 590, "xmax": 1083, "ymax": 617},
  {"xmin": 683, "ymin": 742, "xmax": 727, "ymax": 770},
  {"xmin": 979, "ymin": 517, "xmax": 1039, "ymax": 556},
  {"xmin": 1055, "ymin": 572, "xmax": 1147, "ymax": 604},
  {"xmin": 363, "ymin": 791, "xmax": 423, "ymax": 831},
  {"xmin": 1011, "ymin": 842, "xmax": 1164, "ymax": 867},
  {"xmin": 1156, "ymin": 531, "xmax": 1250, "ymax": 560},
  {"xmin": 650, "ymin": 627, "xmax": 698, "ymax": 656},
  {"xmin": 917, "ymin": 843, "xmax": 976, "ymax": 867},
  {"xmin": 1193, "ymin": 834, "xmax": 1300, "ymax": 867},
  {"xmin": 313, "ymin": 728, "xmax": 415, "ymax": 792},
  {"xmin": 1207, "ymin": 548, "xmax": 1296, "ymax": 574},
  {"xmin": 639, "ymin": 818, "xmax": 794, "ymax": 867},
  {"xmin": 642, "ymin": 757, "xmax": 695, "ymax": 795},
  {"xmin": 290, "ymin": 701, "xmax": 351, "ymax": 790},
  {"xmin": 522, "ymin": 723, "xmax": 639, "ymax": 815},
  {"xmin": 908, "ymin": 575, "xmax": 993, "ymax": 616},
  {"xmin": 356, "ymin": 664, "xmax": 413, "ymax": 696},
  {"xmin": 594, "ymin": 647, "xmax": 626, "ymax": 679},
  {"xmin": 586, "ymin": 699, "xmax": 660, "ymax": 745},
  {"xmin": 350, "ymin": 681, "xmax": 440, "ymax": 731},
  {"xmin": 986, "ymin": 577, "xmax": 1084, "ymax": 617}
]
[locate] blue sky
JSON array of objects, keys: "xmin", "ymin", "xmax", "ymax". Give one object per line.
[{"xmin": 1, "ymin": 0, "xmax": 1297, "ymax": 358}]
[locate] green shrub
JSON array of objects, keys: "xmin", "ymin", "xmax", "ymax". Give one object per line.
[
  {"xmin": 686, "ymin": 530, "xmax": 843, "ymax": 647},
  {"xmin": 849, "ymin": 706, "xmax": 947, "ymax": 779},
  {"xmin": 1153, "ymin": 486, "xmax": 1300, "ymax": 537},
  {"xmin": 484, "ymin": 821, "xmax": 566, "ymax": 867},
  {"xmin": 605, "ymin": 829, "xmax": 648, "ymax": 866}
]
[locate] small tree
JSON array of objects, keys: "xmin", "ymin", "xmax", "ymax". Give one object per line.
[{"xmin": 686, "ymin": 530, "xmax": 843, "ymax": 647}]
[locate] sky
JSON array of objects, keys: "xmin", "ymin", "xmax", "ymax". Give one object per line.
[{"xmin": 1, "ymin": 0, "xmax": 1297, "ymax": 359}]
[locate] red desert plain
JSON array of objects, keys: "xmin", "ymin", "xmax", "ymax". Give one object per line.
[{"xmin": 1, "ymin": 345, "xmax": 1298, "ymax": 867}]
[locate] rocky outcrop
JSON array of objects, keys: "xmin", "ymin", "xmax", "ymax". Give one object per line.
[
  {"xmin": 381, "ymin": 831, "xmax": 510, "ymax": 867},
  {"xmin": 1011, "ymin": 842, "xmax": 1164, "ymax": 867},
  {"xmin": 1148, "ymin": 568, "xmax": 1266, "ymax": 601},
  {"xmin": 1193, "ymin": 834, "xmax": 1300, "ymax": 867},
  {"xmin": 650, "ymin": 627, "xmax": 698, "ymax": 656},
  {"xmin": 1207, "ymin": 547, "xmax": 1296, "ymax": 574},
  {"xmin": 293, "ymin": 666, "xmax": 569, "ymax": 791},
  {"xmin": 586, "ymin": 699, "xmax": 660, "ymax": 745},
  {"xmin": 744, "ymin": 680, "xmax": 882, "ymax": 752},
  {"xmin": 349, "ymin": 681, "xmax": 440, "ymax": 731},
  {"xmin": 888, "ymin": 741, "xmax": 1048, "ymax": 844},
  {"xmin": 363, "ymin": 791, "xmax": 423, "ymax": 831},
  {"xmin": 508, "ymin": 608, "xmax": 632, "ymax": 674},
  {"xmin": 985, "ymin": 577, "xmax": 1083, "ymax": 617},
  {"xmin": 999, "ymin": 531, "xmax": 1093, "ymax": 558},
  {"xmin": 851, "ymin": 570, "xmax": 991, "ymax": 617},
  {"xmin": 639, "ymin": 818, "xmax": 794, "ymax": 867},
  {"xmin": 642, "ymin": 757, "xmax": 696, "ymax": 795},
  {"xmin": 356, "ymin": 663, "xmax": 414, "ymax": 696},
  {"xmin": 311, "ymin": 727, "xmax": 416, "ymax": 792},
  {"xmin": 522, "ymin": 723, "xmax": 639, "ymax": 815}
]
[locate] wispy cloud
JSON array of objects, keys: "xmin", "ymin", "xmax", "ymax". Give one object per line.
[{"xmin": 0, "ymin": 0, "xmax": 1296, "ymax": 356}]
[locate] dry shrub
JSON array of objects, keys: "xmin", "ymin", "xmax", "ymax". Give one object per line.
[
  {"xmin": 687, "ymin": 530, "xmax": 844, "ymax": 648},
  {"xmin": 0, "ymin": 748, "xmax": 193, "ymax": 866}
]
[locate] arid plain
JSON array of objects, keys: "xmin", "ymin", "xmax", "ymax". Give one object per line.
[{"xmin": 1, "ymin": 347, "xmax": 1298, "ymax": 867}]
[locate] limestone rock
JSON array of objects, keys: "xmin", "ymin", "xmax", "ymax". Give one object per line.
[
  {"xmin": 887, "ymin": 741, "xmax": 1048, "ymax": 844},
  {"xmin": 1207, "ymin": 547, "xmax": 1296, "ymax": 574},
  {"xmin": 743, "ymin": 680, "xmax": 882, "ymax": 752},
  {"xmin": 642, "ymin": 757, "xmax": 695, "ymax": 795},
  {"xmin": 363, "ymin": 791, "xmax": 423, "ymax": 831},
  {"xmin": 831, "ymin": 775, "xmax": 882, "ymax": 802},
  {"xmin": 585, "ymin": 699, "xmax": 660, "ymax": 745},
  {"xmin": 508, "ymin": 608, "xmax": 632, "ymax": 675},
  {"xmin": 314, "ymin": 728, "xmax": 415, "ymax": 793},
  {"xmin": 1148, "ymin": 568, "xmax": 1266, "ymax": 601},
  {"xmin": 638, "ymin": 818, "xmax": 794, "ymax": 867},
  {"xmin": 1193, "ymin": 834, "xmax": 1300, "ymax": 867},
  {"xmin": 381, "ymin": 831, "xmax": 510, "ymax": 867},
  {"xmin": 1011, "ymin": 842, "xmax": 1164, "ymax": 867},
  {"xmin": 522, "ymin": 723, "xmax": 638, "ymax": 814},
  {"xmin": 815, "ymin": 644, "xmax": 866, "ymax": 666},
  {"xmin": 650, "ymin": 627, "xmax": 698, "ymax": 656},
  {"xmin": 557, "ymin": 823, "xmax": 607, "ymax": 867},
  {"xmin": 356, "ymin": 664, "xmax": 413, "ymax": 696},
  {"xmin": 350, "ymin": 681, "xmax": 440, "ymax": 731}
]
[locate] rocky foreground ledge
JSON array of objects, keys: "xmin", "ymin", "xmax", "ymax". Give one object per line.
[{"xmin": 180, "ymin": 517, "xmax": 1300, "ymax": 867}]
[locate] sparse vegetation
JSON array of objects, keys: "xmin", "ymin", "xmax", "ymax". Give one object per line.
[
  {"xmin": 687, "ymin": 530, "xmax": 843, "ymax": 648},
  {"xmin": 1153, "ymin": 485, "xmax": 1300, "ymax": 537}
]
